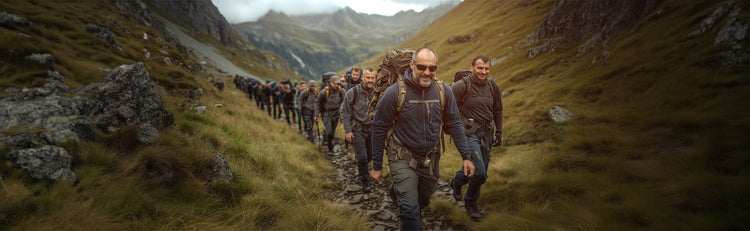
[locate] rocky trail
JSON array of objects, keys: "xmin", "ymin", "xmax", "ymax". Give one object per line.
[{"xmin": 300, "ymin": 127, "xmax": 472, "ymax": 231}]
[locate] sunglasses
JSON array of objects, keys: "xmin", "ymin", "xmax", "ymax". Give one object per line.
[{"xmin": 414, "ymin": 62, "xmax": 438, "ymax": 72}]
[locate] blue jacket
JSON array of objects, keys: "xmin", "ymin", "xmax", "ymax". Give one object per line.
[{"xmin": 371, "ymin": 68, "xmax": 472, "ymax": 170}]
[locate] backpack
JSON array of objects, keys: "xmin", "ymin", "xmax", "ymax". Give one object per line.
[
  {"xmin": 324, "ymin": 85, "xmax": 343, "ymax": 101},
  {"xmin": 304, "ymin": 87, "xmax": 318, "ymax": 98},
  {"xmin": 319, "ymin": 72, "xmax": 336, "ymax": 91}
]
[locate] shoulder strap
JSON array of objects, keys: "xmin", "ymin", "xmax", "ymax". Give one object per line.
[
  {"xmin": 436, "ymin": 79, "xmax": 446, "ymax": 113},
  {"xmin": 395, "ymin": 76, "xmax": 407, "ymax": 116},
  {"xmin": 325, "ymin": 86, "xmax": 329, "ymax": 100},
  {"xmin": 458, "ymin": 75, "xmax": 472, "ymax": 107},
  {"xmin": 350, "ymin": 85, "xmax": 359, "ymax": 107}
]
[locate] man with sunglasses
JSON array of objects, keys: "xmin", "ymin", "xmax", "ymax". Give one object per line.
[
  {"xmin": 370, "ymin": 47, "xmax": 475, "ymax": 230},
  {"xmin": 448, "ymin": 55, "xmax": 503, "ymax": 221}
]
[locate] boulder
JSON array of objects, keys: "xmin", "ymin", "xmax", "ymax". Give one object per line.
[
  {"xmin": 207, "ymin": 152, "xmax": 233, "ymax": 186},
  {"xmin": 7, "ymin": 145, "xmax": 76, "ymax": 183},
  {"xmin": 25, "ymin": 53, "xmax": 54, "ymax": 70},
  {"xmin": 137, "ymin": 123, "xmax": 159, "ymax": 145},
  {"xmin": 549, "ymin": 106, "xmax": 574, "ymax": 122},
  {"xmin": 83, "ymin": 62, "xmax": 174, "ymax": 130},
  {"xmin": 0, "ymin": 11, "xmax": 30, "ymax": 28}
]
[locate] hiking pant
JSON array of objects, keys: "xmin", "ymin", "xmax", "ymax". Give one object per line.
[
  {"xmin": 283, "ymin": 107, "xmax": 295, "ymax": 124},
  {"xmin": 302, "ymin": 109, "xmax": 314, "ymax": 142},
  {"xmin": 322, "ymin": 111, "xmax": 339, "ymax": 152},
  {"xmin": 451, "ymin": 128, "xmax": 490, "ymax": 204},
  {"xmin": 263, "ymin": 100, "xmax": 270, "ymax": 115},
  {"xmin": 388, "ymin": 147, "xmax": 440, "ymax": 231},
  {"xmin": 271, "ymin": 103, "xmax": 280, "ymax": 119},
  {"xmin": 352, "ymin": 129, "xmax": 372, "ymax": 184},
  {"xmin": 296, "ymin": 109, "xmax": 302, "ymax": 130}
]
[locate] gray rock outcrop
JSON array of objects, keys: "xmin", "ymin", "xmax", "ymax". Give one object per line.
[
  {"xmin": 207, "ymin": 152, "xmax": 233, "ymax": 186},
  {"xmin": 25, "ymin": 53, "xmax": 55, "ymax": 70},
  {"xmin": 2, "ymin": 59, "xmax": 174, "ymax": 183},
  {"xmin": 0, "ymin": 11, "xmax": 30, "ymax": 27},
  {"xmin": 525, "ymin": 0, "xmax": 663, "ymax": 58},
  {"xmin": 146, "ymin": 0, "xmax": 232, "ymax": 45},
  {"xmin": 549, "ymin": 106, "xmax": 574, "ymax": 122},
  {"xmin": 85, "ymin": 24, "xmax": 120, "ymax": 48},
  {"xmin": 7, "ymin": 145, "xmax": 76, "ymax": 183}
]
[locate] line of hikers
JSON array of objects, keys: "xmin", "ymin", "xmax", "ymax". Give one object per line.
[{"xmin": 234, "ymin": 48, "xmax": 503, "ymax": 231}]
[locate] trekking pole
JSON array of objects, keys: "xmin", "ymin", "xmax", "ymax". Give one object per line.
[{"xmin": 315, "ymin": 121, "xmax": 322, "ymax": 150}]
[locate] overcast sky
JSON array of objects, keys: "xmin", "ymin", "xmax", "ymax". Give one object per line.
[{"xmin": 212, "ymin": 0, "xmax": 459, "ymax": 23}]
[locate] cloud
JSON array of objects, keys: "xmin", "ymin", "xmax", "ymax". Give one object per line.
[
  {"xmin": 212, "ymin": 0, "xmax": 458, "ymax": 23},
  {"xmin": 212, "ymin": 0, "xmax": 341, "ymax": 23}
]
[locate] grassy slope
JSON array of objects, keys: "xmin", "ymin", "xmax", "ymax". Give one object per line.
[
  {"xmin": 1, "ymin": 0, "xmax": 366, "ymax": 230},
  {"xmin": 356, "ymin": 0, "xmax": 750, "ymax": 230}
]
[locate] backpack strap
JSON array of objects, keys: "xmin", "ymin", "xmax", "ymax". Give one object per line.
[
  {"xmin": 395, "ymin": 76, "xmax": 408, "ymax": 116},
  {"xmin": 350, "ymin": 85, "xmax": 360, "ymax": 108},
  {"xmin": 458, "ymin": 75, "xmax": 472, "ymax": 107}
]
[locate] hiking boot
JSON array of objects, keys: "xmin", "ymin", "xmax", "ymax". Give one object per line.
[
  {"xmin": 465, "ymin": 203, "xmax": 481, "ymax": 221},
  {"xmin": 450, "ymin": 178, "xmax": 463, "ymax": 201},
  {"xmin": 361, "ymin": 181, "xmax": 371, "ymax": 193}
]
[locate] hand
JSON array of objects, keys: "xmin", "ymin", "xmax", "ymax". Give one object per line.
[
  {"xmin": 314, "ymin": 116, "xmax": 318, "ymax": 122},
  {"xmin": 463, "ymin": 159, "xmax": 475, "ymax": 177},
  {"xmin": 345, "ymin": 132, "xmax": 354, "ymax": 143},
  {"xmin": 370, "ymin": 170, "xmax": 383, "ymax": 183},
  {"xmin": 280, "ymin": 104, "xmax": 284, "ymax": 109},
  {"xmin": 492, "ymin": 133, "xmax": 503, "ymax": 147}
]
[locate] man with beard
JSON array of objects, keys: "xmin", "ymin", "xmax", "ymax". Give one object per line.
[
  {"xmin": 370, "ymin": 47, "xmax": 475, "ymax": 230},
  {"xmin": 315, "ymin": 76, "xmax": 344, "ymax": 154},
  {"xmin": 448, "ymin": 55, "xmax": 503, "ymax": 220},
  {"xmin": 340, "ymin": 67, "xmax": 376, "ymax": 193},
  {"xmin": 298, "ymin": 80, "xmax": 318, "ymax": 142}
]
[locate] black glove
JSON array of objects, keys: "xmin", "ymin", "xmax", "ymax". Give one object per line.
[{"xmin": 492, "ymin": 132, "xmax": 503, "ymax": 147}]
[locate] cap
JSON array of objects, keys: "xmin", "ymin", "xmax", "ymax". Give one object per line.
[
  {"xmin": 308, "ymin": 80, "xmax": 316, "ymax": 86},
  {"xmin": 330, "ymin": 77, "xmax": 341, "ymax": 84}
]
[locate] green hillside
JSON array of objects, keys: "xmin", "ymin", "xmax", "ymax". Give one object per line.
[
  {"xmin": 1, "ymin": 0, "xmax": 366, "ymax": 230},
  {"xmin": 356, "ymin": 0, "xmax": 750, "ymax": 229}
]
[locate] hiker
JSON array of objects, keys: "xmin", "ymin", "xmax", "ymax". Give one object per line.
[
  {"xmin": 370, "ymin": 48, "xmax": 475, "ymax": 230},
  {"xmin": 262, "ymin": 80, "xmax": 273, "ymax": 115},
  {"xmin": 294, "ymin": 81, "xmax": 306, "ymax": 132},
  {"xmin": 271, "ymin": 82, "xmax": 282, "ymax": 119},
  {"xmin": 298, "ymin": 80, "xmax": 318, "ymax": 142},
  {"xmin": 342, "ymin": 67, "xmax": 362, "ymax": 92},
  {"xmin": 314, "ymin": 76, "xmax": 344, "ymax": 155},
  {"xmin": 340, "ymin": 67, "xmax": 376, "ymax": 193},
  {"xmin": 281, "ymin": 84, "xmax": 296, "ymax": 125},
  {"xmin": 448, "ymin": 55, "xmax": 503, "ymax": 220}
]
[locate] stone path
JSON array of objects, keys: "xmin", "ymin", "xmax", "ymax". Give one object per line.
[{"xmin": 316, "ymin": 138, "xmax": 471, "ymax": 231}]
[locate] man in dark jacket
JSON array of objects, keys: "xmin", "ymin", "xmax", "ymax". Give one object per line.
[
  {"xmin": 271, "ymin": 82, "xmax": 282, "ymax": 119},
  {"xmin": 262, "ymin": 80, "xmax": 272, "ymax": 116},
  {"xmin": 448, "ymin": 55, "xmax": 504, "ymax": 220},
  {"xmin": 370, "ymin": 48, "xmax": 475, "ymax": 230},
  {"xmin": 315, "ymin": 76, "xmax": 344, "ymax": 155},
  {"xmin": 298, "ymin": 80, "xmax": 317, "ymax": 142},
  {"xmin": 340, "ymin": 67, "xmax": 375, "ymax": 193},
  {"xmin": 342, "ymin": 67, "xmax": 362, "ymax": 92},
  {"xmin": 280, "ymin": 84, "xmax": 296, "ymax": 125}
]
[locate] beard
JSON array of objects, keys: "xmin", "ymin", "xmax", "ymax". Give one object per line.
[
  {"xmin": 362, "ymin": 82, "xmax": 374, "ymax": 90},
  {"xmin": 417, "ymin": 73, "xmax": 434, "ymax": 88}
]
